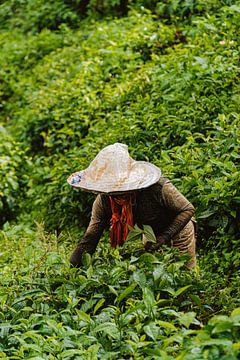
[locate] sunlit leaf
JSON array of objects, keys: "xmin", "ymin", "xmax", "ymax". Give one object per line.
[
  {"xmin": 143, "ymin": 225, "xmax": 156, "ymax": 243},
  {"xmin": 76, "ymin": 310, "xmax": 91, "ymax": 323},
  {"xmin": 116, "ymin": 282, "xmax": 137, "ymax": 304}
]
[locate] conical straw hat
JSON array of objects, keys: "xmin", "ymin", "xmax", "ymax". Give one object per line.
[{"xmin": 67, "ymin": 143, "xmax": 161, "ymax": 194}]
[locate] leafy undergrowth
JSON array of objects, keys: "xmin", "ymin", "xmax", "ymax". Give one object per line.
[
  {"xmin": 0, "ymin": 0, "xmax": 240, "ymax": 358},
  {"xmin": 1, "ymin": 5, "xmax": 239, "ymax": 234},
  {"xmin": 0, "ymin": 224, "xmax": 240, "ymax": 359}
]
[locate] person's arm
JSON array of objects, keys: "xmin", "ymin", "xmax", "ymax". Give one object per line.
[
  {"xmin": 160, "ymin": 180, "xmax": 195, "ymax": 241},
  {"xmin": 146, "ymin": 180, "xmax": 195, "ymax": 250},
  {"xmin": 70, "ymin": 194, "xmax": 111, "ymax": 267}
]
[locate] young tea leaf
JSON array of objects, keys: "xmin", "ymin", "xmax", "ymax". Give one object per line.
[
  {"xmin": 116, "ymin": 282, "xmax": 137, "ymax": 304},
  {"xmin": 143, "ymin": 225, "xmax": 157, "ymax": 243}
]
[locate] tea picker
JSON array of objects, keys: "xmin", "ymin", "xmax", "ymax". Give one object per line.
[{"xmin": 67, "ymin": 143, "xmax": 196, "ymax": 269}]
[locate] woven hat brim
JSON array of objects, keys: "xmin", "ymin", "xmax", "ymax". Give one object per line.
[{"xmin": 67, "ymin": 161, "xmax": 161, "ymax": 194}]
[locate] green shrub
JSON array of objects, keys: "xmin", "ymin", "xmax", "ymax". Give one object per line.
[
  {"xmin": 0, "ymin": 2, "xmax": 240, "ymax": 348},
  {"xmin": 0, "ymin": 0, "xmax": 80, "ymax": 32},
  {"xmin": 1, "ymin": 6, "xmax": 238, "ymax": 237},
  {"xmin": 0, "ymin": 224, "xmax": 239, "ymax": 358},
  {"xmin": 0, "ymin": 127, "xmax": 26, "ymax": 226}
]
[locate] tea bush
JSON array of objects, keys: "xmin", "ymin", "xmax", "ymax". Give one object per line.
[
  {"xmin": 1, "ymin": 0, "xmax": 233, "ymax": 34},
  {"xmin": 0, "ymin": 0, "xmax": 240, "ymax": 357},
  {"xmin": 0, "ymin": 0, "xmax": 80, "ymax": 32},
  {"xmin": 0, "ymin": 127, "xmax": 27, "ymax": 226},
  {"xmin": 0, "ymin": 225, "xmax": 239, "ymax": 358}
]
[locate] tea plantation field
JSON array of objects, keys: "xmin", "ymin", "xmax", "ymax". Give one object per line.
[{"xmin": 0, "ymin": 0, "xmax": 239, "ymax": 358}]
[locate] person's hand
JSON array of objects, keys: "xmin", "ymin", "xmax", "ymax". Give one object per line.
[
  {"xmin": 69, "ymin": 245, "xmax": 83, "ymax": 268},
  {"xmin": 144, "ymin": 241, "xmax": 159, "ymax": 251},
  {"xmin": 144, "ymin": 236, "xmax": 166, "ymax": 252}
]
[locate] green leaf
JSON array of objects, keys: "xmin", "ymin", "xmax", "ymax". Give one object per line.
[
  {"xmin": 126, "ymin": 231, "xmax": 142, "ymax": 242},
  {"xmin": 76, "ymin": 309, "xmax": 91, "ymax": 323},
  {"xmin": 126, "ymin": 224, "xmax": 143, "ymax": 242},
  {"xmin": 201, "ymin": 339, "xmax": 232, "ymax": 347},
  {"xmin": 61, "ymin": 349, "xmax": 83, "ymax": 357},
  {"xmin": 173, "ymin": 285, "xmax": 192, "ymax": 298},
  {"xmin": 143, "ymin": 287, "xmax": 155, "ymax": 312},
  {"xmin": 0, "ymin": 323, "xmax": 11, "ymax": 338},
  {"xmin": 143, "ymin": 322, "xmax": 160, "ymax": 341},
  {"xmin": 108, "ymin": 285, "xmax": 118, "ymax": 297},
  {"xmin": 139, "ymin": 253, "xmax": 159, "ymax": 264},
  {"xmin": 143, "ymin": 348, "xmax": 169, "ymax": 358},
  {"xmin": 212, "ymin": 320, "xmax": 233, "ymax": 334},
  {"xmin": 143, "ymin": 225, "xmax": 156, "ymax": 243},
  {"xmin": 82, "ymin": 253, "xmax": 92, "ymax": 268},
  {"xmin": 190, "ymin": 294, "xmax": 201, "ymax": 306},
  {"xmin": 157, "ymin": 320, "xmax": 177, "ymax": 331},
  {"xmin": 93, "ymin": 298, "xmax": 105, "ymax": 315},
  {"xmin": 86, "ymin": 265, "xmax": 93, "ymax": 279},
  {"xmin": 231, "ymin": 307, "xmax": 240, "ymax": 323},
  {"xmin": 0, "ymin": 353, "xmax": 7, "ymax": 358},
  {"xmin": 93, "ymin": 322, "xmax": 119, "ymax": 339},
  {"xmin": 197, "ymin": 210, "xmax": 215, "ymax": 219},
  {"xmin": 178, "ymin": 312, "xmax": 198, "ymax": 329},
  {"xmin": 163, "ymin": 334, "xmax": 183, "ymax": 347},
  {"xmin": 153, "ymin": 265, "xmax": 165, "ymax": 281},
  {"xmin": 132, "ymin": 270, "xmax": 147, "ymax": 289},
  {"xmin": 116, "ymin": 282, "xmax": 137, "ymax": 304},
  {"xmin": 233, "ymin": 342, "xmax": 240, "ymax": 350}
]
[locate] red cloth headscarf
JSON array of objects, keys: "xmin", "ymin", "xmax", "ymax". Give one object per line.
[{"xmin": 109, "ymin": 194, "xmax": 135, "ymax": 248}]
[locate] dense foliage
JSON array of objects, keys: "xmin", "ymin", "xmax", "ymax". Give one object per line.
[
  {"xmin": 1, "ymin": 225, "xmax": 240, "ymax": 359},
  {"xmin": 0, "ymin": 0, "xmax": 239, "ymax": 358}
]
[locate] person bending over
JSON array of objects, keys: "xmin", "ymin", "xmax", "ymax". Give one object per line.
[{"xmin": 67, "ymin": 143, "xmax": 196, "ymax": 269}]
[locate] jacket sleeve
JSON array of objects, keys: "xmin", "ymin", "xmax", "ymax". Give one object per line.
[
  {"xmin": 70, "ymin": 194, "xmax": 111, "ymax": 267},
  {"xmin": 160, "ymin": 180, "xmax": 195, "ymax": 242}
]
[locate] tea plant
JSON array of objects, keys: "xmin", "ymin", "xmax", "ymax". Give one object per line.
[
  {"xmin": 0, "ymin": 0, "xmax": 240, "ymax": 357},
  {"xmin": 0, "ymin": 224, "xmax": 239, "ymax": 358}
]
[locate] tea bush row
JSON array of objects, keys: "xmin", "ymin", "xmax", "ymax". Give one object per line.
[
  {"xmin": 0, "ymin": 225, "xmax": 240, "ymax": 358},
  {"xmin": 0, "ymin": 0, "xmax": 239, "ymax": 343},
  {"xmin": 2, "ymin": 6, "xmax": 238, "ymax": 236},
  {"xmin": 0, "ymin": 0, "xmax": 234, "ymax": 33}
]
